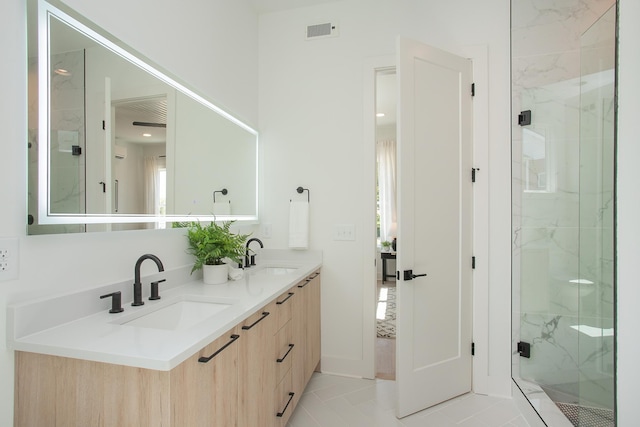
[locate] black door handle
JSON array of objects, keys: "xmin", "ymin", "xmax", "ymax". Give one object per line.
[{"xmin": 403, "ymin": 270, "xmax": 427, "ymax": 281}]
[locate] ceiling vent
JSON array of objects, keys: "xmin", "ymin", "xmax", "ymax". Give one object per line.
[{"xmin": 306, "ymin": 22, "xmax": 339, "ymax": 40}]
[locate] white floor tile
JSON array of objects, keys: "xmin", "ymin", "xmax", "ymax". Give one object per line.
[
  {"xmin": 439, "ymin": 393, "xmax": 506, "ymax": 423},
  {"xmin": 475, "ymin": 399, "xmax": 524, "ymax": 426},
  {"xmin": 312, "ymin": 377, "xmax": 376, "ymax": 401},
  {"xmin": 287, "ymin": 373, "xmax": 529, "ymax": 427},
  {"xmin": 325, "ymin": 396, "xmax": 378, "ymax": 427}
]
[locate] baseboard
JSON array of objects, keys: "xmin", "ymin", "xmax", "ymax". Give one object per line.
[{"xmin": 319, "ymin": 356, "xmax": 372, "ymax": 379}]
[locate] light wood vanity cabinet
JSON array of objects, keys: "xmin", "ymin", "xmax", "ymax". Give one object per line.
[
  {"xmin": 291, "ymin": 271, "xmax": 322, "ymax": 409},
  {"xmin": 305, "ymin": 271, "xmax": 322, "ymax": 382},
  {"xmin": 170, "ymin": 327, "xmax": 240, "ymax": 426},
  {"xmin": 237, "ymin": 301, "xmax": 277, "ymax": 427},
  {"xmin": 272, "ymin": 289, "xmax": 296, "ymax": 426},
  {"xmin": 14, "ymin": 270, "xmax": 321, "ymax": 427},
  {"xmin": 15, "ymin": 326, "xmax": 240, "ymax": 427},
  {"xmin": 238, "ymin": 269, "xmax": 321, "ymax": 427}
]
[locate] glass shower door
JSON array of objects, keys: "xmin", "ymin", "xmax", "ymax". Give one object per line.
[
  {"xmin": 512, "ymin": 1, "xmax": 616, "ymax": 426},
  {"xmin": 576, "ymin": 5, "xmax": 616, "ymax": 422}
]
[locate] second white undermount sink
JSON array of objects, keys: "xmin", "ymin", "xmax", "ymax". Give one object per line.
[
  {"xmin": 250, "ymin": 266, "xmax": 299, "ymax": 276},
  {"xmin": 119, "ymin": 297, "xmax": 234, "ymax": 331}
]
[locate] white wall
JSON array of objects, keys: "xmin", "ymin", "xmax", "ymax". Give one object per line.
[
  {"xmin": 0, "ymin": 1, "xmax": 258, "ymax": 425},
  {"xmin": 616, "ymin": 0, "xmax": 640, "ymax": 423},
  {"xmin": 257, "ymin": 0, "xmax": 512, "ymax": 395}
]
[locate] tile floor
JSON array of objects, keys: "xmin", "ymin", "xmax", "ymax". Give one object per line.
[{"xmin": 287, "ymin": 373, "xmax": 529, "ymax": 427}]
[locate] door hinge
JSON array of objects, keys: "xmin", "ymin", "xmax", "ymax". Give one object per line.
[
  {"xmin": 471, "ymin": 167, "xmax": 480, "ymax": 182},
  {"xmin": 472, "ymin": 256, "xmax": 476, "ymax": 269},
  {"xmin": 471, "ymin": 342, "xmax": 475, "ymax": 356},
  {"xmin": 471, "ymin": 83, "xmax": 475, "ymax": 97},
  {"xmin": 517, "ymin": 341, "xmax": 531, "ymax": 358},
  {"xmin": 518, "ymin": 110, "xmax": 531, "ymax": 126},
  {"xmin": 102, "ymin": 120, "xmax": 106, "ymax": 130}
]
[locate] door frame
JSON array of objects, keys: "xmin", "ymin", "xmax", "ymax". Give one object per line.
[{"xmin": 361, "ymin": 45, "xmax": 490, "ymax": 395}]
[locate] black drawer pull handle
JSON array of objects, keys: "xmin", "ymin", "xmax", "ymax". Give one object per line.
[
  {"xmin": 198, "ymin": 334, "xmax": 240, "ymax": 363},
  {"xmin": 242, "ymin": 311, "xmax": 270, "ymax": 330},
  {"xmin": 276, "ymin": 392, "xmax": 295, "ymax": 417},
  {"xmin": 298, "ymin": 279, "xmax": 312, "ymax": 288},
  {"xmin": 276, "ymin": 292, "xmax": 294, "ymax": 305},
  {"xmin": 277, "ymin": 344, "xmax": 295, "ymax": 363}
]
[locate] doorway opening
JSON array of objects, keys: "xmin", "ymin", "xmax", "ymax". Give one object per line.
[
  {"xmin": 375, "ymin": 68, "xmax": 397, "ymax": 380},
  {"xmin": 111, "ymin": 96, "xmax": 167, "ymax": 231}
]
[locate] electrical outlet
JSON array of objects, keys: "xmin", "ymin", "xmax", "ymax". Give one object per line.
[
  {"xmin": 0, "ymin": 238, "xmax": 19, "ymax": 281},
  {"xmin": 262, "ymin": 223, "xmax": 272, "ymax": 239}
]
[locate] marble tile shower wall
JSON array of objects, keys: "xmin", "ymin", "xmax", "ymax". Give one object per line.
[
  {"xmin": 511, "ymin": 0, "xmax": 615, "ymax": 406},
  {"xmin": 28, "ymin": 50, "xmax": 86, "ymax": 234}
]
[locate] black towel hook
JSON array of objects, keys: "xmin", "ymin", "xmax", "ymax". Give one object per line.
[
  {"xmin": 213, "ymin": 188, "xmax": 228, "ymax": 203},
  {"xmin": 296, "ymin": 186, "xmax": 310, "ymax": 202}
]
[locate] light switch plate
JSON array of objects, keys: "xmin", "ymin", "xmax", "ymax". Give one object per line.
[
  {"xmin": 333, "ymin": 224, "xmax": 356, "ymax": 241},
  {"xmin": 0, "ymin": 237, "xmax": 19, "ymax": 281}
]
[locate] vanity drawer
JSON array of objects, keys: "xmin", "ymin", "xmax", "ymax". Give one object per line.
[
  {"xmin": 274, "ymin": 288, "xmax": 295, "ymax": 331},
  {"xmin": 274, "ymin": 369, "xmax": 294, "ymax": 427},
  {"xmin": 274, "ymin": 321, "xmax": 293, "ymax": 384}
]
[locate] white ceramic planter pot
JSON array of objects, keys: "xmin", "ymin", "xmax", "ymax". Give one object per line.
[{"xmin": 202, "ymin": 264, "xmax": 228, "ymax": 285}]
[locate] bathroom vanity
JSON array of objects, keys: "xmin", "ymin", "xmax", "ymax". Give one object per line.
[{"xmin": 9, "ymin": 251, "xmax": 321, "ymax": 426}]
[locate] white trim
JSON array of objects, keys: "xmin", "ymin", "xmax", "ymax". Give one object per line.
[{"xmin": 457, "ymin": 44, "xmax": 495, "ymax": 396}]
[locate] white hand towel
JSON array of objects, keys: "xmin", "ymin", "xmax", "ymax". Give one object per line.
[
  {"xmin": 213, "ymin": 201, "xmax": 231, "ymax": 215},
  {"xmin": 289, "ymin": 201, "xmax": 309, "ymax": 249}
]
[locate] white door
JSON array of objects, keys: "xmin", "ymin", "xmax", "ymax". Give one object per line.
[{"xmin": 395, "ymin": 37, "xmax": 474, "ymax": 418}]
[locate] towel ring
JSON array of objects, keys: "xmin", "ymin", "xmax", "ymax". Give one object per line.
[
  {"xmin": 293, "ymin": 186, "xmax": 310, "ymax": 202},
  {"xmin": 213, "ymin": 188, "xmax": 228, "ymax": 203}
]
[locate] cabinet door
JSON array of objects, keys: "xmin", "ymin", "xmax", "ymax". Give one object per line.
[
  {"xmin": 170, "ymin": 326, "xmax": 240, "ymax": 426},
  {"xmin": 238, "ymin": 302, "xmax": 277, "ymax": 427},
  {"xmin": 305, "ymin": 272, "xmax": 322, "ymax": 382},
  {"xmin": 15, "ymin": 351, "xmax": 171, "ymax": 427}
]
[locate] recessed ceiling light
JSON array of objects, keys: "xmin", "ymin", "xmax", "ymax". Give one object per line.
[
  {"xmin": 376, "ymin": 113, "xmax": 385, "ymax": 117},
  {"xmin": 54, "ymin": 68, "xmax": 71, "ymax": 76},
  {"xmin": 142, "ymin": 133, "xmax": 152, "ymax": 137}
]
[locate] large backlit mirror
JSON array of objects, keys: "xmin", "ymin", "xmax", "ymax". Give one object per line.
[{"xmin": 27, "ymin": 0, "xmax": 258, "ymax": 234}]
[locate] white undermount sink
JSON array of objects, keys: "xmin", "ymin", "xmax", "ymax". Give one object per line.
[
  {"xmin": 250, "ymin": 266, "xmax": 299, "ymax": 276},
  {"xmin": 119, "ymin": 297, "xmax": 235, "ymax": 331}
]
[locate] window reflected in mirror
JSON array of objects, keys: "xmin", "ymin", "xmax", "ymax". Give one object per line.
[{"xmin": 522, "ymin": 128, "xmax": 552, "ymax": 193}]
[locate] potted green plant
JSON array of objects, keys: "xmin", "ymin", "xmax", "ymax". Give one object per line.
[
  {"xmin": 185, "ymin": 220, "xmax": 250, "ymax": 284},
  {"xmin": 381, "ymin": 240, "xmax": 392, "ymax": 252}
]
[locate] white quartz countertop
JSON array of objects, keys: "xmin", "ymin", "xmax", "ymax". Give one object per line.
[{"xmin": 8, "ymin": 251, "xmax": 321, "ymax": 371}]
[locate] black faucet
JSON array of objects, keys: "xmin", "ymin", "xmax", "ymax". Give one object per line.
[
  {"xmin": 245, "ymin": 238, "xmax": 264, "ymax": 268},
  {"xmin": 132, "ymin": 254, "xmax": 164, "ymax": 306}
]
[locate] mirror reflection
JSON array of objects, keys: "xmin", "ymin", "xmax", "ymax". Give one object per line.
[{"xmin": 27, "ymin": 0, "xmax": 258, "ymax": 234}]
